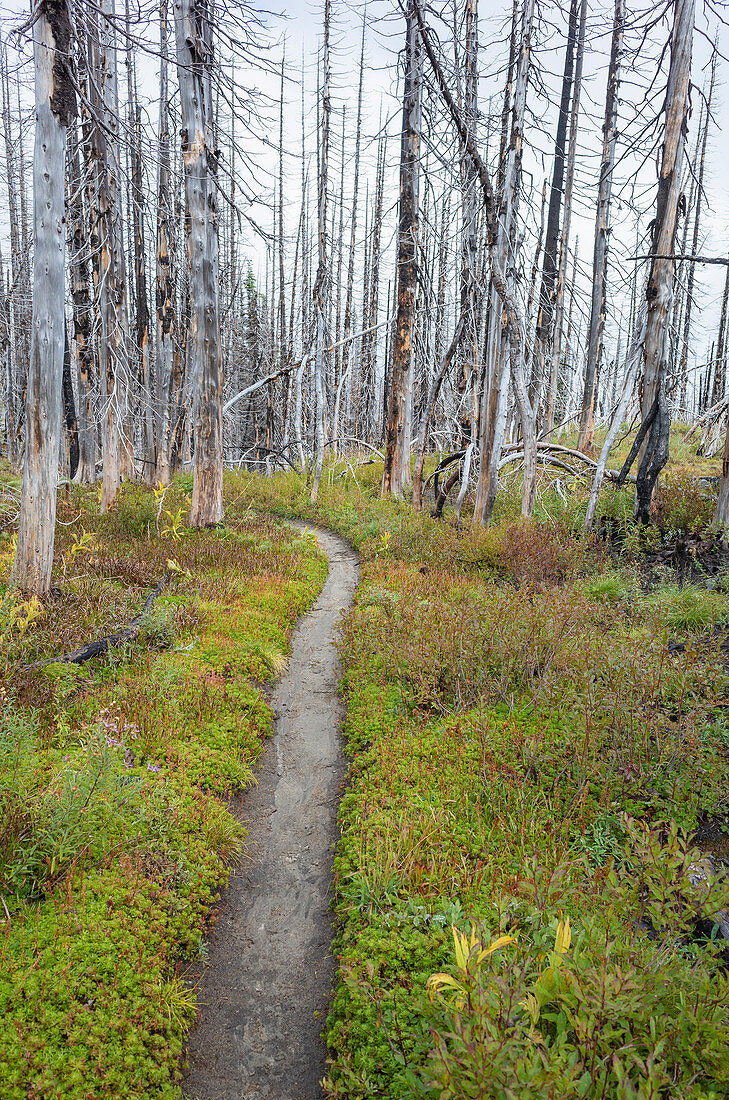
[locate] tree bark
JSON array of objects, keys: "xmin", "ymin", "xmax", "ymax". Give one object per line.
[
  {"xmin": 635, "ymin": 0, "xmax": 695, "ymax": 521},
  {"xmin": 67, "ymin": 102, "xmax": 96, "ymax": 484},
  {"xmin": 382, "ymin": 0, "xmax": 422, "ymax": 497},
  {"xmin": 470, "ymin": 0, "xmax": 536, "ymax": 526},
  {"xmin": 530, "ymin": 0, "xmax": 579, "ymax": 425},
  {"xmin": 155, "ymin": 0, "xmax": 176, "ymax": 485},
  {"xmin": 577, "ymin": 0, "xmax": 624, "ymax": 451},
  {"xmin": 126, "ymin": 8, "xmax": 155, "ymax": 485},
  {"xmin": 62, "ymin": 322, "xmax": 79, "ymax": 480},
  {"xmin": 12, "ymin": 0, "xmax": 75, "ymax": 596},
  {"xmin": 545, "ymin": 0, "xmax": 586, "ymax": 434},
  {"xmin": 90, "ymin": 0, "xmax": 132, "ymax": 512},
  {"xmin": 311, "ymin": 0, "xmax": 331, "ymax": 503},
  {"xmin": 175, "ymin": 0, "xmax": 224, "ymax": 526}
]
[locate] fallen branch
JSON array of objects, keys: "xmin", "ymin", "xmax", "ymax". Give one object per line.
[
  {"xmin": 223, "ymin": 366, "xmax": 296, "ymax": 415},
  {"xmin": 25, "ymin": 576, "xmax": 168, "ymax": 669},
  {"xmin": 635, "ymin": 254, "xmax": 729, "ymax": 265}
]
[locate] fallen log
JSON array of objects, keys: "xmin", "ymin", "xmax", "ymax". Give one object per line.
[{"xmin": 25, "ymin": 575, "xmax": 168, "ymax": 669}]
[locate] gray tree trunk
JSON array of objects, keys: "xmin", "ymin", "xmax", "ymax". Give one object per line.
[
  {"xmin": 90, "ymin": 0, "xmax": 132, "ymax": 512},
  {"xmin": 174, "ymin": 0, "xmax": 224, "ymax": 526},
  {"xmin": 12, "ymin": 0, "xmax": 75, "ymax": 596},
  {"xmin": 635, "ymin": 0, "xmax": 695, "ymax": 521},
  {"xmin": 382, "ymin": 0, "xmax": 422, "ymax": 497},
  {"xmin": 311, "ymin": 0, "xmax": 332, "ymax": 502},
  {"xmin": 155, "ymin": 0, "xmax": 175, "ymax": 485},
  {"xmin": 577, "ymin": 0, "xmax": 624, "ymax": 451},
  {"xmin": 472, "ymin": 0, "xmax": 535, "ymax": 526}
]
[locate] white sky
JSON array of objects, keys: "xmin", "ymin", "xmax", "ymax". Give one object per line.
[{"xmin": 2, "ymin": 0, "xmax": 728, "ymax": 389}]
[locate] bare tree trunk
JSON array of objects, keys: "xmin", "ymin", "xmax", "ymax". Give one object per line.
[
  {"xmin": 577, "ymin": 0, "xmax": 624, "ymax": 451},
  {"xmin": 1, "ymin": 43, "xmax": 25, "ymax": 470},
  {"xmin": 712, "ymin": 260, "xmax": 729, "ymax": 415},
  {"xmin": 126, "ymin": 4, "xmax": 155, "ymax": 485},
  {"xmin": 688, "ymin": 56, "xmax": 716, "ymax": 408},
  {"xmin": 545, "ymin": 0, "xmax": 586, "ymax": 434},
  {"xmin": 175, "ymin": 0, "xmax": 224, "ymax": 526},
  {"xmin": 364, "ymin": 131, "xmax": 386, "ymax": 442},
  {"xmin": 635, "ymin": 0, "xmax": 694, "ymax": 521},
  {"xmin": 455, "ymin": 0, "xmax": 479, "ymax": 452},
  {"xmin": 62, "ymin": 321, "xmax": 79, "ymax": 479},
  {"xmin": 12, "ymin": 0, "xmax": 75, "ymax": 596},
  {"xmin": 382, "ymin": 0, "xmax": 422, "ymax": 497},
  {"xmin": 335, "ymin": 16, "xmax": 366, "ymax": 448},
  {"xmin": 155, "ymin": 0, "xmax": 175, "ymax": 485},
  {"xmin": 67, "ymin": 103, "xmax": 96, "ymax": 483},
  {"xmin": 278, "ymin": 47, "xmax": 291, "ymax": 446},
  {"xmin": 471, "ymin": 0, "xmax": 535, "ymax": 526},
  {"xmin": 311, "ymin": 0, "xmax": 331, "ymax": 503},
  {"xmin": 531, "ymin": 0, "xmax": 579, "ymax": 425},
  {"xmin": 90, "ymin": 0, "xmax": 132, "ymax": 511}
]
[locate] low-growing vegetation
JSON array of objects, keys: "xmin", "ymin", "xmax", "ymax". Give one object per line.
[
  {"xmin": 4, "ymin": 443, "xmax": 729, "ymax": 1098},
  {"xmin": 0, "ymin": 471, "xmax": 326, "ymax": 1098},
  {"xmin": 239, "ymin": 455, "xmax": 729, "ymax": 1100}
]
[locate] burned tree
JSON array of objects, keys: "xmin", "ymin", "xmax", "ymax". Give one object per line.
[
  {"xmin": 382, "ymin": 0, "xmax": 422, "ymax": 498},
  {"xmin": 12, "ymin": 0, "xmax": 76, "ymax": 596},
  {"xmin": 635, "ymin": 0, "xmax": 694, "ymax": 521},
  {"xmin": 174, "ymin": 0, "xmax": 224, "ymax": 526},
  {"xmin": 577, "ymin": 0, "xmax": 624, "ymax": 451}
]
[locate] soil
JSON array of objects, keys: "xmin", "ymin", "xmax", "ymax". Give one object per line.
[{"xmin": 183, "ymin": 524, "xmax": 359, "ymax": 1100}]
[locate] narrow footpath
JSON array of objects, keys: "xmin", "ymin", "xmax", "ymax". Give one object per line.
[{"xmin": 183, "ymin": 525, "xmax": 359, "ymax": 1100}]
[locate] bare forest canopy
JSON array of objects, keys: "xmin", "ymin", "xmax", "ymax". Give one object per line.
[{"xmin": 3, "ymin": 0, "xmax": 729, "ymax": 593}]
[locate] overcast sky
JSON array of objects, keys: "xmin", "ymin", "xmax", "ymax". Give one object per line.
[{"xmin": 2, "ymin": 0, "xmax": 728, "ymax": 383}]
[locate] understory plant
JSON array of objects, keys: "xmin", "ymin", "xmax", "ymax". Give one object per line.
[
  {"xmin": 0, "ymin": 477, "xmax": 327, "ymax": 1098},
  {"xmin": 236, "ymin": 463, "xmax": 729, "ymax": 1100}
]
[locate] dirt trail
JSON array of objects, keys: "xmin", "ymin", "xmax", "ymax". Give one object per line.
[{"xmin": 183, "ymin": 525, "xmax": 359, "ymax": 1100}]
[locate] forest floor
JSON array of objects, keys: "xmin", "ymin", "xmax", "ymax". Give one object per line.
[{"xmin": 2, "ymin": 435, "xmax": 729, "ymax": 1099}]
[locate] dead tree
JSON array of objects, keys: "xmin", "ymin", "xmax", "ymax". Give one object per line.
[
  {"xmin": 455, "ymin": 0, "xmax": 479, "ymax": 454},
  {"xmin": 545, "ymin": 0, "xmax": 586, "ymax": 433},
  {"xmin": 155, "ymin": 0, "xmax": 176, "ymax": 485},
  {"xmin": 470, "ymin": 0, "xmax": 536, "ymax": 525},
  {"xmin": 12, "ymin": 0, "xmax": 76, "ymax": 596},
  {"xmin": 67, "ymin": 98, "xmax": 96, "ymax": 483},
  {"xmin": 126, "ymin": 7, "xmax": 155, "ymax": 485},
  {"xmin": 635, "ymin": 0, "xmax": 694, "ymax": 521},
  {"xmin": 89, "ymin": 0, "xmax": 133, "ymax": 512},
  {"xmin": 687, "ymin": 55, "xmax": 716, "ymax": 409},
  {"xmin": 311, "ymin": 0, "xmax": 331, "ymax": 502},
  {"xmin": 530, "ymin": 0, "xmax": 579, "ymax": 426},
  {"xmin": 174, "ymin": 0, "xmax": 224, "ymax": 526},
  {"xmin": 577, "ymin": 0, "xmax": 624, "ymax": 451},
  {"xmin": 1, "ymin": 42, "xmax": 27, "ymax": 470},
  {"xmin": 382, "ymin": 0, "xmax": 422, "ymax": 497},
  {"xmin": 334, "ymin": 16, "xmax": 366, "ymax": 447}
]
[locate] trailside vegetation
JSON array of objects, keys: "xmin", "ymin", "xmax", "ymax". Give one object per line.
[
  {"xmin": 0, "ymin": 472, "xmax": 326, "ymax": 1098},
  {"xmin": 240, "ymin": 449, "xmax": 729, "ymax": 1099}
]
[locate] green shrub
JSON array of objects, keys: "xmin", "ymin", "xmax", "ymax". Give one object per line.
[{"xmin": 652, "ymin": 468, "xmax": 716, "ymax": 534}]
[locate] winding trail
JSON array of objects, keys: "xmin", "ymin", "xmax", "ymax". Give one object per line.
[{"xmin": 183, "ymin": 525, "xmax": 359, "ymax": 1100}]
